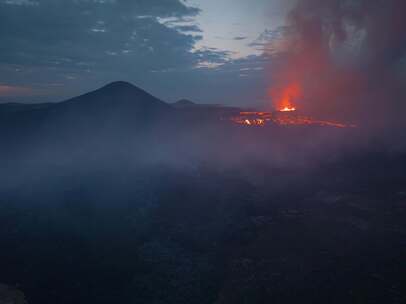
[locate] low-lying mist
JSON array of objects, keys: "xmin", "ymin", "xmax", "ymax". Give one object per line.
[{"xmin": 1, "ymin": 79, "xmax": 405, "ymax": 303}]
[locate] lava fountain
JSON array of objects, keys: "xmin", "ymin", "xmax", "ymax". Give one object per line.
[
  {"xmin": 229, "ymin": 83, "xmax": 355, "ymax": 128},
  {"xmin": 280, "ymin": 106, "xmax": 296, "ymax": 112},
  {"xmin": 270, "ymin": 83, "xmax": 302, "ymax": 112}
]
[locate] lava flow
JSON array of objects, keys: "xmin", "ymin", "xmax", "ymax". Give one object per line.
[
  {"xmin": 230, "ymin": 80, "xmax": 355, "ymax": 128},
  {"xmin": 230, "ymin": 110, "xmax": 355, "ymax": 128}
]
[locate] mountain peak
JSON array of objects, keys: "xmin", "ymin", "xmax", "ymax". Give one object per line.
[
  {"xmin": 176, "ymin": 99, "xmax": 195, "ymax": 106},
  {"xmin": 100, "ymin": 81, "xmax": 143, "ymax": 93},
  {"xmin": 103, "ymin": 81, "xmax": 135, "ymax": 89},
  {"xmin": 173, "ymin": 99, "xmax": 196, "ymax": 108},
  {"xmin": 58, "ymin": 81, "xmax": 172, "ymax": 113}
]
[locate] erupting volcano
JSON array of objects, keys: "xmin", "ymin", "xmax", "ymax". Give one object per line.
[
  {"xmin": 230, "ymin": 83, "xmax": 354, "ymax": 128},
  {"xmin": 271, "ymin": 83, "xmax": 301, "ymax": 113}
]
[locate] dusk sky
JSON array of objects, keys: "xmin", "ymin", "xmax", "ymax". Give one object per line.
[{"xmin": 0, "ymin": 0, "xmax": 294, "ymax": 105}]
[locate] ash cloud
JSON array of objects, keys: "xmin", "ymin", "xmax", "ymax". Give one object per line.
[{"xmin": 267, "ymin": 0, "xmax": 406, "ymax": 131}]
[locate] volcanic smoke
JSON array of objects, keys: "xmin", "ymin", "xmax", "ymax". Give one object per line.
[{"xmin": 265, "ymin": 0, "xmax": 406, "ymax": 129}]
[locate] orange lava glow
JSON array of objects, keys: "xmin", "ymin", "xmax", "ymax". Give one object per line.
[
  {"xmin": 230, "ymin": 111, "xmax": 355, "ymax": 128},
  {"xmin": 270, "ymin": 83, "xmax": 302, "ymax": 112},
  {"xmin": 279, "ymin": 106, "xmax": 296, "ymax": 112}
]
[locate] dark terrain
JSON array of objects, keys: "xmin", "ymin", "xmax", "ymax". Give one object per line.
[{"xmin": 0, "ymin": 82, "xmax": 405, "ymax": 303}]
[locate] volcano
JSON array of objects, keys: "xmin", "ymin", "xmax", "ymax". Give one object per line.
[
  {"xmin": 0, "ymin": 81, "xmax": 174, "ymax": 134},
  {"xmin": 51, "ymin": 81, "xmax": 173, "ymax": 123},
  {"xmin": 59, "ymin": 81, "xmax": 171, "ymax": 111}
]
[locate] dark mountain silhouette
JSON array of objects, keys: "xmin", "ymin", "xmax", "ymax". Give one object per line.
[
  {"xmin": 46, "ymin": 81, "xmax": 172, "ymax": 124},
  {"xmin": 172, "ymin": 98, "xmax": 239, "ymax": 112},
  {"xmin": 0, "ymin": 81, "xmax": 172, "ymax": 122},
  {"xmin": 0, "ymin": 82, "xmax": 180, "ymax": 161},
  {"xmin": 0, "ymin": 81, "xmax": 174, "ymax": 135},
  {"xmin": 57, "ymin": 81, "xmax": 172, "ymax": 112},
  {"xmin": 44, "ymin": 81, "xmax": 175, "ymax": 134},
  {"xmin": 173, "ymin": 99, "xmax": 196, "ymax": 108},
  {"xmin": 0, "ymin": 102, "xmax": 53, "ymax": 115}
]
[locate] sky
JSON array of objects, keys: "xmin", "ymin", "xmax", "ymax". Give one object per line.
[
  {"xmin": 0, "ymin": 0, "xmax": 294, "ymax": 106},
  {"xmin": 188, "ymin": 0, "xmax": 289, "ymax": 59}
]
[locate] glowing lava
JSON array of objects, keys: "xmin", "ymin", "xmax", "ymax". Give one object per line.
[
  {"xmin": 230, "ymin": 111, "xmax": 355, "ymax": 128},
  {"xmin": 270, "ymin": 83, "xmax": 302, "ymax": 112},
  {"xmin": 230, "ymin": 82, "xmax": 355, "ymax": 128},
  {"xmin": 280, "ymin": 106, "xmax": 296, "ymax": 112}
]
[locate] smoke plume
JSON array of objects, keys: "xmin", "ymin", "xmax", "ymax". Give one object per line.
[{"xmin": 268, "ymin": 0, "xmax": 406, "ymax": 130}]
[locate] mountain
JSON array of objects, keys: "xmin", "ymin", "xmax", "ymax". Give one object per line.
[
  {"xmin": 57, "ymin": 81, "xmax": 172, "ymax": 112},
  {"xmin": 0, "ymin": 81, "xmax": 174, "ymax": 132},
  {"xmin": 46, "ymin": 81, "xmax": 173, "ymax": 123},
  {"xmin": 0, "ymin": 81, "xmax": 270, "ymax": 164},
  {"xmin": 0, "ymin": 81, "xmax": 172, "ymax": 121},
  {"xmin": 173, "ymin": 99, "xmax": 196, "ymax": 108},
  {"xmin": 0, "ymin": 81, "xmax": 179, "ymax": 160}
]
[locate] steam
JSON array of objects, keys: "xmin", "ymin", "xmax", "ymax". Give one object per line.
[{"xmin": 268, "ymin": 0, "xmax": 406, "ymax": 129}]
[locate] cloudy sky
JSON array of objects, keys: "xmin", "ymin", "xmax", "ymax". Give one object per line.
[{"xmin": 0, "ymin": 0, "xmax": 294, "ymax": 105}]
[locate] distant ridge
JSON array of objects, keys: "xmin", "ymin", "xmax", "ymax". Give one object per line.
[
  {"xmin": 102, "ymin": 81, "xmax": 138, "ymax": 90},
  {"xmin": 173, "ymin": 99, "xmax": 196, "ymax": 108},
  {"xmin": 0, "ymin": 102, "xmax": 52, "ymax": 114}
]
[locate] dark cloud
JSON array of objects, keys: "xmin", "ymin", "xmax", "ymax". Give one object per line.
[
  {"xmin": 0, "ymin": 1, "xmax": 226, "ymax": 100},
  {"xmin": 0, "ymin": 0, "xmax": 200, "ymax": 68},
  {"xmin": 0, "ymin": 0, "xmax": 272, "ymax": 105}
]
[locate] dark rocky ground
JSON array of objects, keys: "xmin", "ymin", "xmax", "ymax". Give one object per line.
[{"xmin": 0, "ymin": 152, "xmax": 405, "ymax": 304}]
